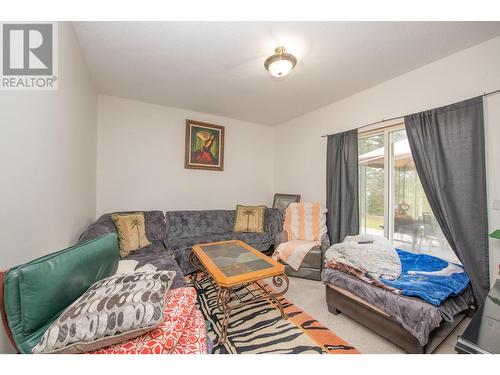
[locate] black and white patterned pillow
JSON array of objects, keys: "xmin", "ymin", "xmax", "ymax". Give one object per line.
[{"xmin": 32, "ymin": 271, "xmax": 175, "ymax": 354}]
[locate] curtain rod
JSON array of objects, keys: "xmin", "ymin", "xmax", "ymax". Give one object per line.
[{"xmin": 320, "ymin": 88, "xmax": 500, "ymax": 138}]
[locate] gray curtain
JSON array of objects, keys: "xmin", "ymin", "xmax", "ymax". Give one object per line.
[
  {"xmin": 404, "ymin": 96, "xmax": 489, "ymax": 305},
  {"xmin": 326, "ymin": 129, "xmax": 359, "ymax": 244}
]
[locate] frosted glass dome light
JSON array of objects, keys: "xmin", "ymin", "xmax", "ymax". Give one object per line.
[
  {"xmin": 267, "ymin": 59, "xmax": 294, "ymax": 77},
  {"xmin": 264, "ymin": 47, "xmax": 297, "ymax": 77}
]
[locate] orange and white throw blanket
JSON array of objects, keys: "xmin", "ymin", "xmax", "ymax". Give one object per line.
[{"xmin": 272, "ymin": 202, "xmax": 327, "ymax": 271}]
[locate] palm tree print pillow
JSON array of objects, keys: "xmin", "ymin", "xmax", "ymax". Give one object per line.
[
  {"xmin": 112, "ymin": 212, "xmax": 152, "ymax": 257},
  {"xmin": 233, "ymin": 205, "xmax": 266, "ymax": 233}
]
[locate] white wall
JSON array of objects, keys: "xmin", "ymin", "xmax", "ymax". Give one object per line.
[
  {"xmin": 274, "ymin": 36, "xmax": 500, "ymax": 285},
  {"xmin": 0, "ymin": 23, "xmax": 97, "ymax": 353},
  {"xmin": 96, "ymin": 95, "xmax": 275, "ymax": 215}
]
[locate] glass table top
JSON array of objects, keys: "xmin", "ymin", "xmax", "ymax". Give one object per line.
[{"xmin": 197, "ymin": 242, "xmax": 275, "ymax": 277}]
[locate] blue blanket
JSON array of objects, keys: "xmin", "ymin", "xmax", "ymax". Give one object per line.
[{"xmin": 381, "ymin": 249, "xmax": 469, "ymax": 306}]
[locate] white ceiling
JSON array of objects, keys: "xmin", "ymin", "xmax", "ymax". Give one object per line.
[{"xmin": 73, "ymin": 22, "xmax": 500, "ymax": 125}]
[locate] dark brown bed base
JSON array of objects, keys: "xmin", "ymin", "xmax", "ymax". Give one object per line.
[{"xmin": 325, "ymin": 284, "xmax": 468, "ymax": 354}]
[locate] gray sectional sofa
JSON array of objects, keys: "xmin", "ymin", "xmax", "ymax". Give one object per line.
[
  {"xmin": 164, "ymin": 209, "xmax": 283, "ymax": 274},
  {"xmin": 79, "ymin": 210, "xmax": 187, "ymax": 289},
  {"xmin": 79, "ymin": 208, "xmax": 284, "ymax": 283}
]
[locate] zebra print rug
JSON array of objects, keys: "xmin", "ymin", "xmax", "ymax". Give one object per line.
[{"xmin": 191, "ymin": 275, "xmax": 359, "ymax": 354}]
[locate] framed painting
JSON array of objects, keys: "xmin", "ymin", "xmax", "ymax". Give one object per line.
[
  {"xmin": 272, "ymin": 193, "xmax": 301, "ymax": 210},
  {"xmin": 185, "ymin": 119, "xmax": 225, "ymax": 171}
]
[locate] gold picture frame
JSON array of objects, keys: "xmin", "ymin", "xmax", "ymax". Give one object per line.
[{"xmin": 184, "ymin": 119, "xmax": 225, "ymax": 171}]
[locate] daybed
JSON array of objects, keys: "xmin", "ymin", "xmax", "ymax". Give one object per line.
[
  {"xmin": 322, "ymin": 235, "xmax": 474, "ymax": 354},
  {"xmin": 323, "ymin": 265, "xmax": 473, "ymax": 354}
]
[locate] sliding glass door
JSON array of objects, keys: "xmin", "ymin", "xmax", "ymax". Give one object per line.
[
  {"xmin": 359, "ymin": 126, "xmax": 459, "ymax": 263},
  {"xmin": 359, "ymin": 133, "xmax": 385, "ymax": 238}
]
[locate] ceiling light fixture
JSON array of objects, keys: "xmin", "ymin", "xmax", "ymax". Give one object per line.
[{"xmin": 264, "ymin": 46, "xmax": 297, "ymax": 77}]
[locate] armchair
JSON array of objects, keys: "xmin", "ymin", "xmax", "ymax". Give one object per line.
[{"xmin": 275, "ymin": 231, "xmax": 330, "ymax": 281}]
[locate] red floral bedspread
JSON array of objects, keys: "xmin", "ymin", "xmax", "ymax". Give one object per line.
[{"xmin": 90, "ymin": 287, "xmax": 207, "ymax": 354}]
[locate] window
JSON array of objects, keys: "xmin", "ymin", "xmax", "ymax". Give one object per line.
[{"xmin": 358, "ymin": 125, "xmax": 459, "ymax": 263}]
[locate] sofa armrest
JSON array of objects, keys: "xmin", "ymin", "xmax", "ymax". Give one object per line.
[
  {"xmin": 79, "ymin": 223, "xmax": 112, "ymax": 243},
  {"xmin": 275, "ymin": 232, "xmax": 330, "ymax": 250},
  {"xmin": 320, "ymin": 234, "xmax": 331, "ymax": 269},
  {"xmin": 321, "ymin": 234, "xmax": 331, "ymax": 253},
  {"xmin": 274, "ymin": 231, "xmax": 288, "ymax": 248},
  {"xmin": 265, "ymin": 208, "xmax": 285, "ymax": 238}
]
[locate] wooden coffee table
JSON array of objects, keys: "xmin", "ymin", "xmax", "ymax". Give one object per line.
[{"xmin": 190, "ymin": 240, "xmax": 289, "ymax": 344}]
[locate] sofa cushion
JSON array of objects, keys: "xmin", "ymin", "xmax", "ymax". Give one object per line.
[
  {"xmin": 122, "ymin": 242, "xmax": 187, "ymax": 289},
  {"xmin": 112, "ymin": 212, "xmax": 152, "ymax": 257},
  {"xmin": 165, "ymin": 210, "xmax": 236, "ymax": 239},
  {"xmin": 3, "ymin": 234, "xmax": 119, "ymax": 353},
  {"xmin": 32, "ymin": 271, "xmax": 175, "ymax": 354},
  {"xmin": 165, "ymin": 208, "xmax": 283, "ymax": 239}
]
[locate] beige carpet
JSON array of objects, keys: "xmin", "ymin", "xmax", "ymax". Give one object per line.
[{"xmin": 283, "ymin": 276, "xmax": 471, "ymax": 354}]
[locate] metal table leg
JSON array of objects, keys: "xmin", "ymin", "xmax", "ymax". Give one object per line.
[
  {"xmin": 216, "ymin": 274, "xmax": 290, "ymax": 345},
  {"xmin": 189, "ymin": 249, "xmax": 290, "ymax": 346}
]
